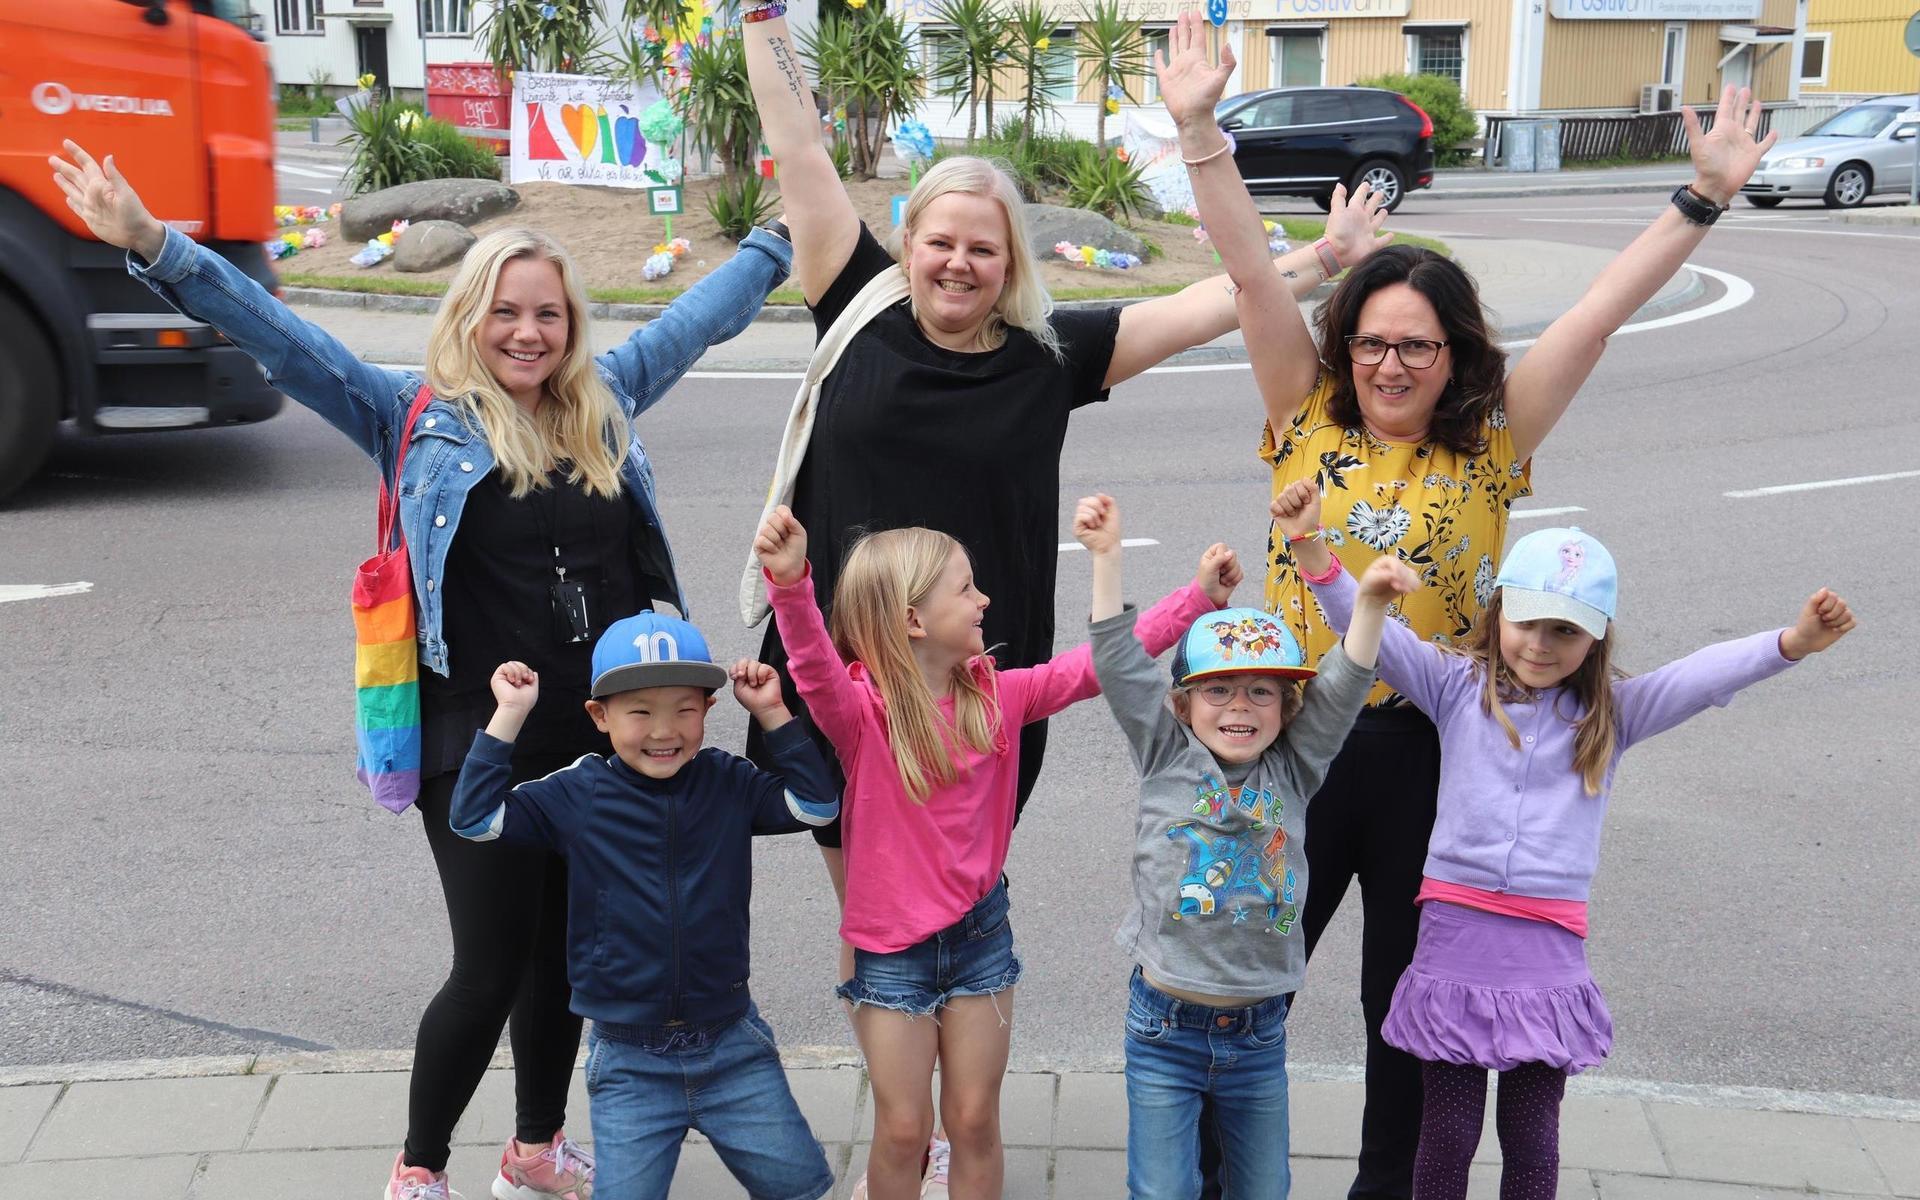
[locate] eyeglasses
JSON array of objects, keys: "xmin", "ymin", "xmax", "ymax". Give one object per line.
[
  {"xmin": 1188, "ymin": 680, "xmax": 1287, "ymax": 708},
  {"xmin": 1345, "ymin": 335, "xmax": 1448, "ymax": 369}
]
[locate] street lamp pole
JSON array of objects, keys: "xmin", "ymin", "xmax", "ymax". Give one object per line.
[{"xmin": 1906, "ymin": 10, "xmax": 1920, "ymax": 206}]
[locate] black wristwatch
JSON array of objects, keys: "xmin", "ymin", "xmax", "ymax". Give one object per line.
[
  {"xmin": 760, "ymin": 218, "xmax": 791, "ymax": 242},
  {"xmin": 1670, "ymin": 184, "xmax": 1727, "ymax": 227}
]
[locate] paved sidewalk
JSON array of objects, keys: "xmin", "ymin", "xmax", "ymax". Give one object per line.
[
  {"xmin": 288, "ymin": 234, "xmax": 1704, "ymax": 373},
  {"xmin": 2, "ymin": 1054, "xmax": 1914, "ymax": 1199}
]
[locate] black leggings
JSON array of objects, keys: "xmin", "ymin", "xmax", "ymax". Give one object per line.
[
  {"xmin": 1414, "ymin": 1061, "xmax": 1566, "ymax": 1200},
  {"xmin": 1302, "ymin": 705, "xmax": 1443, "ymax": 1200},
  {"xmin": 403, "ymin": 766, "xmax": 582, "ymax": 1173}
]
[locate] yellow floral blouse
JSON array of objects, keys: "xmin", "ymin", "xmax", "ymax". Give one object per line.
[{"xmin": 1260, "ymin": 375, "xmax": 1532, "ymax": 707}]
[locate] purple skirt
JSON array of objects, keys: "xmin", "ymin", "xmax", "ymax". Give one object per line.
[{"xmin": 1382, "ymin": 901, "xmax": 1613, "ymax": 1075}]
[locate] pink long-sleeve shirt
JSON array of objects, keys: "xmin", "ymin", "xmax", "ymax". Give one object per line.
[{"xmin": 767, "ymin": 568, "xmax": 1216, "ymax": 953}]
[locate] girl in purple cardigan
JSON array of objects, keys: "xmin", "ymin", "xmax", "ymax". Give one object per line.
[{"xmin": 1272, "ymin": 480, "xmax": 1855, "ymax": 1200}]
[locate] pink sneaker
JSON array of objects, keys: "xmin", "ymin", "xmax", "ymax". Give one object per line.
[
  {"xmin": 385, "ymin": 1151, "xmax": 464, "ymax": 1200},
  {"xmin": 920, "ymin": 1134, "xmax": 951, "ymax": 1198},
  {"xmin": 493, "ymin": 1131, "xmax": 594, "ymax": 1200}
]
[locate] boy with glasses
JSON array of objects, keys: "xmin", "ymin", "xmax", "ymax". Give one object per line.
[{"xmin": 1075, "ymin": 490, "xmax": 1405, "ymax": 1198}]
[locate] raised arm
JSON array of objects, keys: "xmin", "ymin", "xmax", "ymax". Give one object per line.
[
  {"xmin": 52, "ymin": 140, "xmax": 411, "ymax": 459},
  {"xmin": 756, "ymin": 506, "xmax": 870, "ymax": 750},
  {"xmin": 1105, "ymin": 102, "xmax": 1392, "ymax": 393},
  {"xmin": 1503, "ymin": 86, "xmax": 1774, "ymax": 461},
  {"xmin": 1153, "ymin": 12, "xmax": 1318, "ymax": 410},
  {"xmin": 740, "ymin": 7, "xmax": 860, "ymax": 302},
  {"xmin": 598, "ymin": 227, "xmax": 792, "ymax": 415},
  {"xmin": 730, "ymin": 659, "xmax": 842, "ymax": 832}
]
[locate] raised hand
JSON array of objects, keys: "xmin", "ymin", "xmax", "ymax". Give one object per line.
[
  {"xmin": 1269, "ymin": 479, "xmax": 1323, "ymax": 542},
  {"xmin": 1321, "ymin": 181, "xmax": 1395, "ymax": 271},
  {"xmin": 730, "ymin": 658, "xmax": 789, "ymax": 721},
  {"xmin": 1194, "ymin": 543, "xmax": 1243, "ymax": 607},
  {"xmin": 490, "ymin": 661, "xmax": 540, "ymax": 714},
  {"xmin": 1682, "ymin": 85, "xmax": 1778, "ymax": 205},
  {"xmin": 1356, "ymin": 556, "xmax": 1419, "ymax": 603},
  {"xmin": 1779, "ymin": 588, "xmax": 1856, "ymax": 660},
  {"xmin": 1155, "ymin": 10, "xmax": 1236, "ymax": 129},
  {"xmin": 754, "ymin": 505, "xmax": 810, "ymax": 587},
  {"xmin": 1073, "ymin": 493, "xmax": 1121, "ymax": 555},
  {"xmin": 48, "ymin": 140, "xmax": 165, "ymax": 260}
]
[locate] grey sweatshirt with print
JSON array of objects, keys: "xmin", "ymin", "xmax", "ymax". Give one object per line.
[{"xmin": 1091, "ymin": 606, "xmax": 1374, "ymax": 1000}]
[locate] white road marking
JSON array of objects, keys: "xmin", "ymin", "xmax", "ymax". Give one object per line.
[
  {"xmin": 1522, "ymin": 216, "xmax": 1920, "ymax": 241},
  {"xmin": 1059, "ymin": 538, "xmax": 1159, "ymax": 552},
  {"xmin": 1724, "ymin": 468, "xmax": 1920, "ymax": 499},
  {"xmin": 275, "ymin": 163, "xmax": 343, "ymax": 180},
  {"xmin": 1509, "ymin": 505, "xmax": 1586, "ymax": 520},
  {"xmin": 363, "ymin": 263, "xmax": 1757, "ymax": 380},
  {"xmin": 0, "ymin": 582, "xmax": 94, "ymax": 604}
]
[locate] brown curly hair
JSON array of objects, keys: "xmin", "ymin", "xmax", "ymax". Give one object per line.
[{"xmin": 1313, "ymin": 245, "xmax": 1508, "ymax": 456}]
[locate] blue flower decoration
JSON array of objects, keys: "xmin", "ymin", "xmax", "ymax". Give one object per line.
[{"xmin": 540, "ymin": 3, "xmax": 557, "ymax": 17}]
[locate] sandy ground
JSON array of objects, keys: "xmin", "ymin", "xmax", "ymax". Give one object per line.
[{"xmin": 282, "ymin": 173, "xmax": 1250, "ymax": 294}]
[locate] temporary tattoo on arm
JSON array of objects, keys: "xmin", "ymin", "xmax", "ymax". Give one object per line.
[{"xmin": 769, "ymin": 37, "xmax": 806, "ymax": 110}]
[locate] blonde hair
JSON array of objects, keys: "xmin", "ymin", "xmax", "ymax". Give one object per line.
[
  {"xmin": 889, "ymin": 156, "xmax": 1062, "ymax": 360},
  {"xmin": 423, "ymin": 227, "xmax": 625, "ymax": 499},
  {"xmin": 1444, "ymin": 591, "xmax": 1626, "ymax": 796},
  {"xmin": 828, "ymin": 528, "xmax": 1003, "ymax": 802}
]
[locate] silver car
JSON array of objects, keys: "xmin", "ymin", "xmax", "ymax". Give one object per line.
[{"xmin": 1741, "ymin": 94, "xmax": 1920, "ymax": 208}]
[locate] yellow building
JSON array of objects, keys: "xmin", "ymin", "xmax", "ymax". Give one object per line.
[
  {"xmin": 896, "ymin": 0, "xmax": 1812, "ymax": 145},
  {"xmin": 1800, "ymin": 0, "xmax": 1920, "ymax": 98}
]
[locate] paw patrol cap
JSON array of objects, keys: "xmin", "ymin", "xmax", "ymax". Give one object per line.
[
  {"xmin": 591, "ymin": 611, "xmax": 729, "ymax": 698},
  {"xmin": 1171, "ymin": 607, "xmax": 1315, "ymax": 685},
  {"xmin": 1493, "ymin": 527, "xmax": 1617, "ymax": 641}
]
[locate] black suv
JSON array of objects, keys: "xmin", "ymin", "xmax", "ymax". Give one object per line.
[{"xmin": 1214, "ymin": 86, "xmax": 1436, "ymax": 212}]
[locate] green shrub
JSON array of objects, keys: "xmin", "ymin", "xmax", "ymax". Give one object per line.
[
  {"xmin": 707, "ymin": 173, "xmax": 778, "ymax": 239},
  {"xmin": 1063, "ymin": 144, "xmax": 1149, "ymax": 221},
  {"xmin": 1355, "ymin": 72, "xmax": 1478, "ymax": 166},
  {"xmin": 341, "ymin": 101, "xmax": 500, "ymax": 195}
]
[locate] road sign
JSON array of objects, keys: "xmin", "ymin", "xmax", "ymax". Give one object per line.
[
  {"xmin": 1205, "ymin": 0, "xmax": 1226, "ymax": 26},
  {"xmin": 1906, "ymin": 9, "xmax": 1920, "ymax": 56}
]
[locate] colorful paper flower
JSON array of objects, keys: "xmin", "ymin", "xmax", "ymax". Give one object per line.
[
  {"xmin": 1105, "ymin": 98, "xmax": 1120, "ymax": 115},
  {"xmin": 540, "ymin": 4, "xmax": 558, "ymax": 17},
  {"xmin": 1034, "ymin": 35, "xmax": 1050, "ymax": 50},
  {"xmin": 893, "ymin": 120, "xmax": 935, "ymax": 163},
  {"xmin": 357, "ymin": 73, "xmax": 376, "ymax": 90}
]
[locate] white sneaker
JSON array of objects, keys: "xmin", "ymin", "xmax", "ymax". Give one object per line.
[
  {"xmin": 385, "ymin": 1151, "xmax": 466, "ymax": 1200},
  {"xmin": 920, "ymin": 1135, "xmax": 951, "ymax": 1199}
]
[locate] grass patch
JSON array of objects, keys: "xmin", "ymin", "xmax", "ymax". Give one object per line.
[
  {"xmin": 1562, "ymin": 153, "xmax": 1689, "ymax": 171},
  {"xmin": 1271, "ymin": 218, "xmax": 1451, "ymax": 257}
]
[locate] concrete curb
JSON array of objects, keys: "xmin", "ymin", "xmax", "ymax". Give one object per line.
[
  {"xmin": 1837, "ymin": 203, "xmax": 1920, "ymax": 225},
  {"xmin": 1423, "ymin": 181, "xmax": 1685, "ymax": 200},
  {"xmin": 6, "ymin": 1046, "xmax": 1917, "ymax": 1123}
]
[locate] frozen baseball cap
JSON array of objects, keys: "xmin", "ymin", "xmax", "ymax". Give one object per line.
[
  {"xmin": 1171, "ymin": 607, "xmax": 1315, "ymax": 685},
  {"xmin": 1494, "ymin": 527, "xmax": 1617, "ymax": 640},
  {"xmin": 590, "ymin": 611, "xmax": 729, "ymax": 698}
]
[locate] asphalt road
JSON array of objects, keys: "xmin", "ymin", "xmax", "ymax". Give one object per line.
[{"xmin": 4, "ymin": 190, "xmax": 1916, "ymax": 1103}]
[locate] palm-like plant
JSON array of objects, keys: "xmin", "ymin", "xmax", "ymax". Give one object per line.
[
  {"xmin": 1076, "ymin": 0, "xmax": 1144, "ymax": 152},
  {"xmin": 803, "ymin": 7, "xmax": 925, "ymax": 179},
  {"xmin": 679, "ymin": 31, "xmax": 759, "ymax": 179},
  {"xmin": 930, "ymin": 0, "xmax": 1009, "ymax": 146},
  {"xmin": 1005, "ymin": 1, "xmax": 1062, "ymax": 159},
  {"xmin": 471, "ymin": 0, "xmax": 601, "ymax": 73}
]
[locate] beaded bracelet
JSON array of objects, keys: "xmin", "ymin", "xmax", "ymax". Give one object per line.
[{"xmin": 743, "ymin": 1, "xmax": 786, "ymax": 21}]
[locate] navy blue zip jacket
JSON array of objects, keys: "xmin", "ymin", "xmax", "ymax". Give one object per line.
[{"xmin": 450, "ymin": 720, "xmax": 838, "ymax": 1027}]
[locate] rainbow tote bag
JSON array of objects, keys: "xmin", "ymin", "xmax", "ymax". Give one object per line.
[{"xmin": 353, "ymin": 384, "xmax": 436, "ymax": 812}]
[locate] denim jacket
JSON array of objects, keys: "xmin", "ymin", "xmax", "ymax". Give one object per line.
[{"xmin": 129, "ymin": 224, "xmax": 792, "ymax": 678}]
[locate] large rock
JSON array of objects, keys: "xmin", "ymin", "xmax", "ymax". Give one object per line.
[
  {"xmin": 341, "ymin": 179, "xmax": 519, "ymax": 241},
  {"xmin": 1023, "ymin": 203, "xmax": 1148, "ymax": 260},
  {"xmin": 394, "ymin": 220, "xmax": 478, "ymax": 272}
]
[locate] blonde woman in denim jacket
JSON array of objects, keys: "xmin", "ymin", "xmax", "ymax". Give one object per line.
[{"xmin": 53, "ymin": 140, "xmax": 793, "ymax": 1200}]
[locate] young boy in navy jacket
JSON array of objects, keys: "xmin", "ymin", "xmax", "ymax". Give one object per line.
[{"xmin": 452, "ymin": 611, "xmax": 840, "ymax": 1200}]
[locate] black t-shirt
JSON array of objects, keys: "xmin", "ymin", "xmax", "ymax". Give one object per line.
[
  {"xmin": 757, "ymin": 223, "xmax": 1120, "ymax": 685},
  {"xmin": 419, "ymin": 466, "xmax": 648, "ymax": 776}
]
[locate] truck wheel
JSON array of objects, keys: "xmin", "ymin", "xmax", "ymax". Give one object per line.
[{"xmin": 0, "ymin": 291, "xmax": 61, "ymax": 503}]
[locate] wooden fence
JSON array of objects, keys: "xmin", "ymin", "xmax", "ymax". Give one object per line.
[{"xmin": 1483, "ymin": 108, "xmax": 1777, "ymax": 165}]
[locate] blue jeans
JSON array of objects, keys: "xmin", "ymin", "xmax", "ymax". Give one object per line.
[
  {"xmin": 836, "ymin": 878, "xmax": 1021, "ymax": 1016},
  {"xmin": 1123, "ymin": 969, "xmax": 1293, "ymax": 1200},
  {"xmin": 585, "ymin": 1007, "xmax": 833, "ymax": 1200}
]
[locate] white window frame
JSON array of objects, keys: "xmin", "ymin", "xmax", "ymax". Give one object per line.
[
  {"xmin": 1142, "ymin": 25, "xmax": 1170, "ymax": 103},
  {"xmin": 1266, "ymin": 24, "xmax": 1325, "ymax": 89},
  {"xmin": 1404, "ymin": 22, "xmax": 1467, "ymax": 91},
  {"xmin": 276, "ymin": 0, "xmax": 320, "ymax": 36},
  {"xmin": 1661, "ymin": 21, "xmax": 1686, "ymax": 91},
  {"xmin": 1798, "ymin": 31, "xmax": 1829, "ymax": 86},
  {"xmin": 1039, "ymin": 28, "xmax": 1077, "ymax": 104},
  {"xmin": 418, "ymin": 0, "xmax": 469, "ymax": 36}
]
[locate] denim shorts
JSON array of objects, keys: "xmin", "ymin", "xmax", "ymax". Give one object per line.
[{"xmin": 835, "ymin": 878, "xmax": 1022, "ymax": 1017}]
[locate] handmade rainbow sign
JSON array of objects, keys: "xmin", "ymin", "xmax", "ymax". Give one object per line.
[{"xmin": 510, "ymin": 72, "xmax": 677, "ymax": 189}]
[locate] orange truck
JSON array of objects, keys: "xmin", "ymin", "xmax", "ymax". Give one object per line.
[{"xmin": 0, "ymin": 0, "xmax": 283, "ymax": 500}]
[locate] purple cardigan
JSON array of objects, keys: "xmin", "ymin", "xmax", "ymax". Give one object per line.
[{"xmin": 1310, "ymin": 566, "xmax": 1795, "ymax": 901}]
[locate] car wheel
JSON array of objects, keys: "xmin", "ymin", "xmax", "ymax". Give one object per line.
[
  {"xmin": 1311, "ymin": 193, "xmax": 1333, "ymax": 212},
  {"xmin": 1745, "ymin": 195, "xmax": 1784, "ymax": 208},
  {"xmin": 1823, "ymin": 163, "xmax": 1870, "ymax": 208},
  {"xmin": 0, "ymin": 290, "xmax": 61, "ymax": 504},
  {"xmin": 1351, "ymin": 159, "xmax": 1407, "ymax": 211}
]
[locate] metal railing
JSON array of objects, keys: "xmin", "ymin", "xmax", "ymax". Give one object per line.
[{"xmin": 1483, "ymin": 108, "xmax": 1774, "ymax": 165}]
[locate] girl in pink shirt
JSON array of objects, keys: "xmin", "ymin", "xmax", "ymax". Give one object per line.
[{"xmin": 755, "ymin": 502, "xmax": 1237, "ymax": 1200}]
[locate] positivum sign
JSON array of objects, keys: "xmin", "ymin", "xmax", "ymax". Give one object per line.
[{"xmin": 1548, "ymin": 0, "xmax": 1761, "ymax": 18}]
